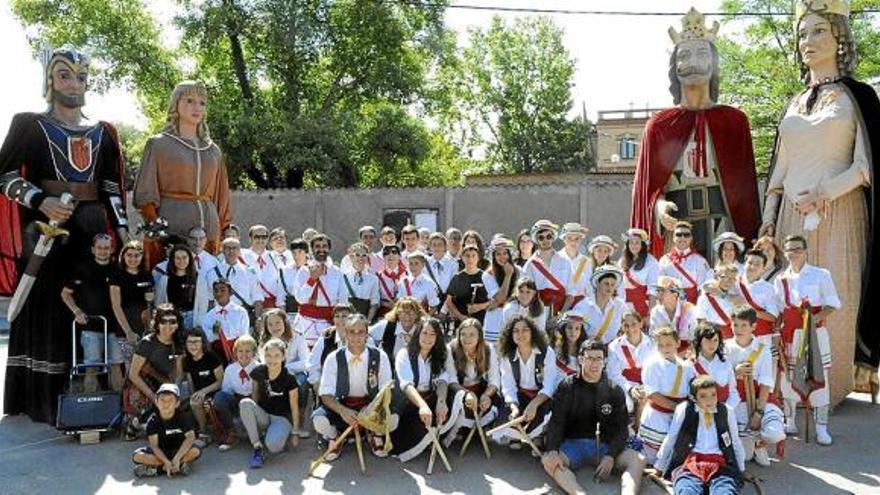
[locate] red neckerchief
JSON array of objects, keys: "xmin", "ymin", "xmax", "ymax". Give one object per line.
[
  {"xmin": 238, "ymin": 367, "xmax": 250, "ymax": 384},
  {"xmin": 669, "ymin": 248, "xmax": 694, "ymax": 264}
]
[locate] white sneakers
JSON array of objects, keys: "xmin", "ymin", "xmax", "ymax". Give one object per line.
[
  {"xmin": 753, "ymin": 447, "xmax": 771, "ymax": 467},
  {"xmin": 815, "ymin": 425, "xmax": 833, "ymax": 446}
]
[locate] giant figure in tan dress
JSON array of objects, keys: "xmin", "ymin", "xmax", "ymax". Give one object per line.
[
  {"xmin": 134, "ymin": 81, "xmax": 232, "ymax": 265},
  {"xmin": 761, "ymin": 0, "xmax": 880, "ymax": 404}
]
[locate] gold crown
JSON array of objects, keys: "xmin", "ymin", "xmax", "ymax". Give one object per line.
[
  {"xmin": 669, "ymin": 7, "xmax": 720, "ymax": 44},
  {"xmin": 796, "ymin": 0, "xmax": 850, "ymax": 23}
]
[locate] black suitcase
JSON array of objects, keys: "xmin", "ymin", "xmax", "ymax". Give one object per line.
[{"xmin": 56, "ymin": 316, "xmax": 123, "ymax": 433}]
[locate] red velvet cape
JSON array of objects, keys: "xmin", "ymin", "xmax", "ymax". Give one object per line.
[{"xmin": 630, "ymin": 105, "xmax": 761, "ymax": 257}]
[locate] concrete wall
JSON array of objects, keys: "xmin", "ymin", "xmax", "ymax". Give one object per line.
[{"xmin": 127, "ymin": 175, "xmax": 635, "ymax": 259}]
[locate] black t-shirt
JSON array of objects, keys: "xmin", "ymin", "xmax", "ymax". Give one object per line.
[
  {"xmin": 447, "ymin": 270, "xmax": 489, "ymax": 323},
  {"xmin": 167, "ymin": 273, "xmax": 197, "ymax": 312},
  {"xmin": 184, "ymin": 351, "xmax": 222, "ymax": 393},
  {"xmin": 135, "ymin": 334, "xmax": 179, "ymax": 381},
  {"xmin": 146, "ymin": 409, "xmax": 195, "ymax": 455},
  {"xmin": 109, "ymin": 268, "xmax": 153, "ymax": 335},
  {"xmin": 249, "ymin": 364, "xmax": 297, "ymax": 417},
  {"xmin": 64, "ymin": 259, "xmax": 113, "ymax": 328}
]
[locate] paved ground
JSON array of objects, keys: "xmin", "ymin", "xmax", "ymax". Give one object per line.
[{"xmin": 0, "ymin": 335, "xmax": 879, "ymax": 494}]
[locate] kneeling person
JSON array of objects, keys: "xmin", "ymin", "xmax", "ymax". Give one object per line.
[
  {"xmin": 313, "ymin": 314, "xmax": 395, "ymax": 459},
  {"xmin": 542, "ymin": 340, "xmax": 647, "ymax": 495},
  {"xmin": 132, "ymin": 383, "xmax": 201, "ymax": 477}
]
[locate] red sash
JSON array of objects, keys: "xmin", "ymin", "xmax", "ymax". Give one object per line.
[
  {"xmin": 624, "ymin": 269, "xmax": 650, "ymax": 316},
  {"xmin": 378, "ymin": 273, "xmax": 397, "ymax": 302},
  {"xmin": 682, "ymin": 453, "xmax": 727, "ymax": 483},
  {"xmin": 738, "ymin": 279, "xmax": 775, "ymax": 336},
  {"xmin": 299, "ymin": 304, "xmax": 334, "ymax": 322},
  {"xmin": 403, "ymin": 278, "xmax": 413, "ymax": 297},
  {"xmin": 342, "ymin": 396, "xmax": 370, "ymax": 410},
  {"xmin": 694, "ymin": 360, "xmax": 729, "ymax": 403},
  {"xmin": 464, "ymin": 382, "xmax": 487, "ymax": 395},
  {"xmin": 735, "ymin": 378, "xmax": 781, "ymax": 408},
  {"xmin": 556, "ymin": 356, "xmax": 577, "ymax": 376},
  {"xmin": 532, "ymin": 258, "xmax": 567, "ymax": 312},
  {"xmin": 620, "ymin": 345, "xmax": 643, "ymax": 384},
  {"xmin": 671, "ymin": 259, "xmax": 699, "ymax": 303},
  {"xmin": 780, "ymin": 279, "xmax": 823, "ymax": 344},
  {"xmin": 648, "ymin": 395, "xmax": 684, "ymax": 413},
  {"xmin": 518, "ymin": 387, "xmax": 539, "ymax": 400},
  {"xmin": 705, "ymin": 294, "xmax": 733, "ymax": 339}
]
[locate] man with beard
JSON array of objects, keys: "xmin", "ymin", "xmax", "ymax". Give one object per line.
[
  {"xmin": 631, "ymin": 8, "xmax": 760, "ymax": 258},
  {"xmin": 293, "ymin": 234, "xmax": 349, "ymax": 349},
  {"xmin": 0, "ymin": 45, "xmax": 128, "ymax": 423}
]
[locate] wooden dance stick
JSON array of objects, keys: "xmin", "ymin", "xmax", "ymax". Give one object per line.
[
  {"xmin": 485, "ymin": 415, "xmax": 527, "ymax": 436},
  {"xmin": 354, "ymin": 425, "xmax": 367, "ymax": 474},
  {"xmin": 514, "ymin": 423, "xmax": 542, "ymax": 458},
  {"xmin": 428, "ymin": 427, "xmax": 452, "ymax": 473},
  {"xmin": 308, "ymin": 424, "xmax": 355, "ymax": 476}
]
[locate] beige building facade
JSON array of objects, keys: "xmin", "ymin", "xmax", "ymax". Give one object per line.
[{"xmin": 594, "ymin": 108, "xmax": 664, "ymax": 172}]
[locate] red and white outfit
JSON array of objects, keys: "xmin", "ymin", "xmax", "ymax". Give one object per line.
[
  {"xmin": 200, "ymin": 301, "xmax": 250, "ymax": 360},
  {"xmin": 293, "ymin": 263, "xmax": 349, "ymax": 349},
  {"xmin": 638, "ymin": 354, "xmax": 695, "ymax": 463},
  {"xmin": 619, "ymin": 255, "xmax": 660, "ymax": 317},
  {"xmin": 376, "ymin": 267, "xmax": 407, "ymax": 313},
  {"xmin": 571, "ymin": 295, "xmax": 627, "ymax": 346},
  {"xmin": 695, "ymin": 291, "xmax": 735, "ymax": 339},
  {"xmin": 774, "ymin": 264, "xmax": 840, "ymax": 408},
  {"xmin": 735, "ymin": 275, "xmax": 779, "ymax": 350},
  {"xmin": 194, "ymin": 260, "xmax": 261, "ymax": 323},
  {"xmin": 725, "ymin": 336, "xmax": 786, "ymax": 449},
  {"xmin": 608, "ymin": 334, "xmax": 655, "ymax": 412},
  {"xmin": 650, "ymin": 300, "xmax": 698, "ymax": 354},
  {"xmin": 659, "ymin": 248, "xmax": 710, "ymax": 304},
  {"xmin": 396, "ymin": 272, "xmax": 440, "ymax": 310},
  {"xmin": 522, "ymin": 252, "xmax": 574, "ymax": 314},
  {"xmin": 241, "ymin": 248, "xmax": 283, "ymax": 309},
  {"xmin": 692, "ymin": 354, "xmax": 740, "ymax": 410}
]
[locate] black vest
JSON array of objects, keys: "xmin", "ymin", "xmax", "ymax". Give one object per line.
[
  {"xmin": 320, "ymin": 330, "xmax": 339, "ymax": 366},
  {"xmin": 381, "ymin": 320, "xmax": 398, "ymax": 362},
  {"xmin": 510, "ymin": 346, "xmax": 546, "ymax": 390},
  {"xmin": 666, "ymin": 401, "xmax": 741, "ymax": 481},
  {"xmin": 334, "ymin": 347, "xmax": 381, "ymax": 401}
]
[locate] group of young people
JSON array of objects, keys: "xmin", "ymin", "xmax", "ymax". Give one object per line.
[{"xmin": 88, "ymin": 216, "xmax": 836, "ymax": 495}]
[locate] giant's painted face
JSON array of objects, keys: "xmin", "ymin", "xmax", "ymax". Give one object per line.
[{"xmin": 675, "ymin": 39, "xmax": 714, "ymax": 87}]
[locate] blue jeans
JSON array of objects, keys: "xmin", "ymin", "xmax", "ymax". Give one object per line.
[
  {"xmin": 673, "ymin": 471, "xmax": 740, "ymax": 495},
  {"xmin": 293, "ymin": 371, "xmax": 309, "ymax": 409},
  {"xmin": 213, "ymin": 390, "xmax": 243, "ymax": 431},
  {"xmin": 559, "ymin": 438, "xmax": 610, "ymax": 470},
  {"xmin": 81, "ymin": 331, "xmax": 124, "ymax": 365}
]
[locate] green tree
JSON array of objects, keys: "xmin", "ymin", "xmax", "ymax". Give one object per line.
[
  {"xmin": 12, "ymin": 0, "xmax": 470, "ymax": 189},
  {"xmin": 717, "ymin": 0, "xmax": 880, "ymax": 174},
  {"xmin": 434, "ymin": 15, "xmax": 593, "ymax": 174}
]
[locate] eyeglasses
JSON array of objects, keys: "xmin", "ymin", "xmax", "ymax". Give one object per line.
[
  {"xmin": 674, "ymin": 232, "xmax": 692, "ymax": 238},
  {"xmin": 185, "ymin": 339, "xmax": 203, "ymax": 346},
  {"xmin": 352, "ymin": 253, "xmax": 368, "ymax": 258},
  {"xmin": 252, "ymin": 234, "xmax": 269, "ymax": 240}
]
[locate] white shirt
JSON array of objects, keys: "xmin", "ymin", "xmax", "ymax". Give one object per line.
[
  {"xmin": 395, "ymin": 349, "xmax": 454, "ymax": 392},
  {"xmin": 275, "ymin": 263, "xmax": 307, "ymax": 308},
  {"xmin": 241, "ymin": 248, "xmax": 284, "ymax": 303},
  {"xmin": 559, "ymin": 250, "xmax": 592, "ymax": 298},
  {"xmin": 571, "ymin": 295, "xmax": 627, "ymax": 345},
  {"xmin": 482, "ymin": 268, "xmax": 521, "ymax": 341},
  {"xmin": 318, "ymin": 346, "xmax": 393, "ymax": 398},
  {"xmin": 608, "ymin": 334, "xmax": 655, "ymax": 394},
  {"xmin": 221, "ymin": 360, "xmax": 259, "ymax": 396},
  {"xmin": 650, "ymin": 301, "xmax": 698, "ymax": 343},
  {"xmin": 376, "ymin": 268, "xmax": 407, "ymax": 303},
  {"xmin": 642, "ymin": 354, "xmax": 694, "ymax": 399},
  {"xmin": 425, "ymin": 254, "xmax": 458, "ymax": 293},
  {"xmin": 193, "ymin": 250, "xmax": 219, "ymax": 274},
  {"xmin": 735, "ymin": 276, "xmax": 780, "ymax": 316},
  {"xmin": 308, "ymin": 329, "xmax": 343, "ymax": 385},
  {"xmin": 725, "ymin": 337, "xmax": 775, "ymax": 390},
  {"xmin": 500, "ymin": 347, "xmax": 560, "ymax": 404},
  {"xmin": 200, "ymin": 302, "xmax": 250, "ymax": 343},
  {"xmin": 341, "ymin": 267, "xmax": 381, "ymax": 305},
  {"xmin": 695, "ymin": 292, "xmax": 735, "ymax": 327},
  {"xmin": 397, "ymin": 272, "xmax": 440, "ymax": 308},
  {"xmin": 449, "ymin": 343, "xmax": 501, "ymax": 389},
  {"xmin": 293, "ymin": 263, "xmax": 348, "ymax": 308},
  {"xmin": 694, "ymin": 354, "xmax": 740, "ymax": 409},
  {"xmin": 655, "ymin": 402, "xmax": 745, "ymax": 473},
  {"xmin": 194, "ymin": 259, "xmax": 261, "ymax": 322},
  {"xmin": 501, "ymin": 300, "xmax": 549, "ymax": 334},
  {"xmin": 774, "ymin": 263, "xmax": 841, "ymax": 310},
  {"xmin": 523, "ymin": 252, "xmax": 575, "ymax": 296},
  {"xmin": 659, "ymin": 248, "xmax": 711, "ymax": 290},
  {"xmin": 618, "ymin": 255, "xmax": 661, "ymax": 296},
  {"xmin": 368, "ymin": 320, "xmax": 417, "ymax": 359}
]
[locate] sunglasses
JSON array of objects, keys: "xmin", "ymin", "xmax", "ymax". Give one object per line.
[
  {"xmin": 674, "ymin": 232, "xmax": 692, "ymax": 238},
  {"xmin": 537, "ymin": 234, "xmax": 554, "ymax": 241}
]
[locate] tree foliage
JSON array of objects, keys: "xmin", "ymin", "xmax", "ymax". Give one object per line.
[
  {"xmin": 435, "ymin": 15, "xmax": 593, "ymax": 174},
  {"xmin": 717, "ymin": 0, "xmax": 880, "ymax": 174}
]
